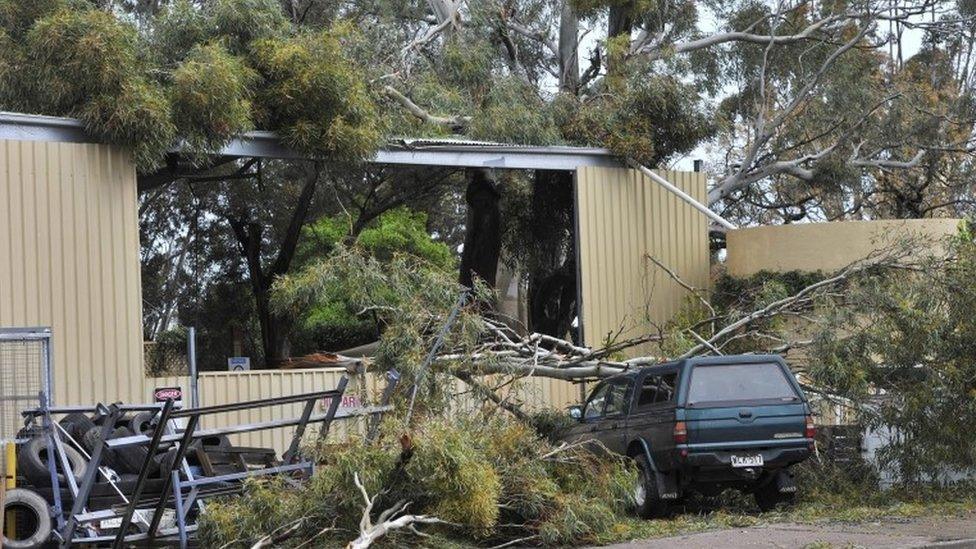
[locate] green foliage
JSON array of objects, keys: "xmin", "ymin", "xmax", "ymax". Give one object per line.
[
  {"xmin": 171, "ymin": 43, "xmax": 256, "ymax": 154},
  {"xmin": 79, "ymin": 75, "xmax": 176, "ymax": 169},
  {"xmin": 0, "ymin": 2, "xmax": 381, "ymax": 170},
  {"xmin": 804, "ymin": 230, "xmax": 976, "ymax": 484},
  {"xmin": 406, "ymin": 419, "xmax": 502, "ymax": 532},
  {"xmin": 356, "ymin": 208, "xmax": 454, "ymax": 268},
  {"xmin": 208, "ymin": 0, "xmax": 289, "ymax": 54},
  {"xmin": 150, "ymin": 0, "xmax": 209, "ymax": 65},
  {"xmin": 273, "ymin": 244, "xmax": 480, "ymax": 399},
  {"xmin": 557, "ymin": 75, "xmax": 715, "ymax": 165},
  {"xmin": 25, "ymin": 7, "xmax": 140, "ymax": 111},
  {"xmin": 287, "ymin": 208, "xmax": 455, "ymax": 351},
  {"xmin": 468, "ymin": 77, "xmax": 562, "ymax": 145},
  {"xmin": 198, "ymin": 413, "xmax": 637, "ymax": 547},
  {"xmin": 250, "ymin": 26, "xmax": 382, "ymax": 161}
]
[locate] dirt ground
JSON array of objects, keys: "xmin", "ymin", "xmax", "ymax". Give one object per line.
[{"xmin": 599, "ymin": 512, "xmax": 976, "ymax": 548}]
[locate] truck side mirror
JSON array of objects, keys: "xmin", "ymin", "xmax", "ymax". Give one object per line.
[{"xmin": 568, "ymin": 405, "xmax": 582, "ymax": 421}]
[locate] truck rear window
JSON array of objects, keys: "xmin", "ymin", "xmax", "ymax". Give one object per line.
[{"xmin": 687, "ymin": 362, "xmax": 799, "ymax": 406}]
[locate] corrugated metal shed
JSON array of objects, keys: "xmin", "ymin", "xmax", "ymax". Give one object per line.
[
  {"xmin": 575, "ymin": 167, "xmax": 710, "ymax": 357},
  {"xmin": 0, "ymin": 112, "xmax": 713, "ymax": 447},
  {"xmin": 0, "ymin": 139, "xmax": 147, "ymax": 405}
]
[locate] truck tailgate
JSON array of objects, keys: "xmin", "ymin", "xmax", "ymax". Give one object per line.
[{"xmin": 685, "ymin": 403, "xmax": 807, "ymax": 446}]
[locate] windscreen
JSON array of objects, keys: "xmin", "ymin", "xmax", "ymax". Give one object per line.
[{"xmin": 687, "ymin": 362, "xmax": 799, "ymax": 405}]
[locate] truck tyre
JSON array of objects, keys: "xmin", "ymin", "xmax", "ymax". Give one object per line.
[
  {"xmin": 109, "ymin": 427, "xmax": 159, "ymax": 476},
  {"xmin": 59, "ymin": 413, "xmax": 96, "ymax": 444},
  {"xmin": 17, "ymin": 437, "xmax": 86, "ymax": 487},
  {"xmin": 754, "ymin": 473, "xmax": 796, "ymax": 512},
  {"xmin": 128, "ymin": 412, "xmax": 154, "ymax": 437},
  {"xmin": 631, "ymin": 452, "xmax": 668, "ymax": 519},
  {"xmin": 2, "ymin": 488, "xmax": 52, "ymax": 549},
  {"xmin": 82, "ymin": 426, "xmax": 120, "ymax": 469}
]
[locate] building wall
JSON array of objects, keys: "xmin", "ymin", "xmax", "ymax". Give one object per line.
[
  {"xmin": 0, "ymin": 139, "xmax": 146, "ymax": 407},
  {"xmin": 575, "ymin": 167, "xmax": 710, "ymax": 357},
  {"xmin": 726, "ymin": 219, "xmax": 962, "ymax": 277}
]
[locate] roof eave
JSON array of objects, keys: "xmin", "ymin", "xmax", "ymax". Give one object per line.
[{"xmin": 0, "ymin": 111, "xmax": 625, "ymax": 170}]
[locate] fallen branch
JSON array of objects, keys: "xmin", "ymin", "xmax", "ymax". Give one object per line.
[
  {"xmin": 382, "ymin": 86, "xmax": 470, "ymax": 130},
  {"xmin": 346, "ymin": 473, "xmax": 444, "ymax": 549}
]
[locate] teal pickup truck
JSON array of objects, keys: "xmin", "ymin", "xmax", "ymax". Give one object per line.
[{"xmin": 562, "ymin": 355, "xmax": 815, "ymax": 517}]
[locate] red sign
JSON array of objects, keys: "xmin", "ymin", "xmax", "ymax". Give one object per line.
[
  {"xmin": 154, "ymin": 387, "xmax": 183, "ymax": 402},
  {"xmin": 320, "ymin": 395, "xmax": 360, "ymax": 411}
]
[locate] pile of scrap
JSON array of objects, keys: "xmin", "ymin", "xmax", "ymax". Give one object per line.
[{"xmin": 0, "ymin": 373, "xmax": 395, "ymax": 548}]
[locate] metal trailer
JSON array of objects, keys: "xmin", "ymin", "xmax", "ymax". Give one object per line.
[{"xmin": 17, "ymin": 370, "xmax": 398, "ymax": 548}]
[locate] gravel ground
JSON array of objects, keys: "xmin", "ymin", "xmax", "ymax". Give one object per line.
[{"xmin": 597, "ymin": 512, "xmax": 976, "ymax": 548}]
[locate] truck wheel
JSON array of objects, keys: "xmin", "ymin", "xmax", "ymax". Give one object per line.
[
  {"xmin": 2, "ymin": 488, "xmax": 52, "ymax": 549},
  {"xmin": 632, "ymin": 453, "xmax": 668, "ymax": 519},
  {"xmin": 59, "ymin": 413, "xmax": 96, "ymax": 444},
  {"xmin": 754, "ymin": 475, "xmax": 796, "ymax": 512},
  {"xmin": 109, "ymin": 427, "xmax": 159, "ymax": 476},
  {"xmin": 128, "ymin": 412, "xmax": 155, "ymax": 437},
  {"xmin": 17, "ymin": 437, "xmax": 87, "ymax": 487}
]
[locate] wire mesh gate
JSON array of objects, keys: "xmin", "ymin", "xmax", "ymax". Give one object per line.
[{"xmin": 0, "ymin": 328, "xmax": 54, "ymax": 445}]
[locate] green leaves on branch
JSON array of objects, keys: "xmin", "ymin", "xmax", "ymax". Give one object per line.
[
  {"xmin": 0, "ymin": 0, "xmax": 381, "ymax": 170},
  {"xmin": 556, "ymin": 75, "xmax": 715, "ymax": 165},
  {"xmin": 198, "ymin": 414, "xmax": 637, "ymax": 547},
  {"xmin": 250, "ymin": 26, "xmax": 381, "ymax": 162},
  {"xmin": 171, "ymin": 43, "xmax": 256, "ymax": 155}
]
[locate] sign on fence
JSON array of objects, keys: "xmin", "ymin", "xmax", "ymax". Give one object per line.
[
  {"xmin": 153, "ymin": 386, "xmax": 184, "ymax": 405},
  {"xmin": 227, "ymin": 357, "xmax": 251, "ymax": 371}
]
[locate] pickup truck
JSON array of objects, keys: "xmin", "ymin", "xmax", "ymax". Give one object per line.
[{"xmin": 561, "ymin": 354, "xmax": 814, "ymax": 517}]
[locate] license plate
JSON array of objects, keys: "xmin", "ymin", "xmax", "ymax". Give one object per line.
[
  {"xmin": 99, "ymin": 517, "xmax": 123, "ymax": 529},
  {"xmin": 731, "ymin": 454, "xmax": 763, "ymax": 468}
]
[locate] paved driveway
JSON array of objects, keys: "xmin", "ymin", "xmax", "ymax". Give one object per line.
[{"xmin": 598, "ymin": 513, "xmax": 976, "ymax": 548}]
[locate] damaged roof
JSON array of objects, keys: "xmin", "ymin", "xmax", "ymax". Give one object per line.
[{"xmin": 0, "ymin": 111, "xmax": 624, "ymax": 171}]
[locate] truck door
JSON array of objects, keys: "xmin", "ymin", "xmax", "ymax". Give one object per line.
[
  {"xmin": 595, "ymin": 379, "xmax": 632, "ymax": 454},
  {"xmin": 567, "ymin": 379, "xmax": 631, "ymax": 455},
  {"xmin": 628, "ymin": 371, "xmax": 679, "ymax": 470}
]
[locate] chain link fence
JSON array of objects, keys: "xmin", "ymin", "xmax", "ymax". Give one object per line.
[{"xmin": 144, "ymin": 327, "xmax": 191, "ymax": 377}]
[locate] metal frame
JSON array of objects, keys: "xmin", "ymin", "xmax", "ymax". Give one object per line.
[
  {"xmin": 0, "ymin": 111, "xmax": 624, "ymax": 170},
  {"xmin": 16, "ymin": 373, "xmax": 382, "ymax": 548}
]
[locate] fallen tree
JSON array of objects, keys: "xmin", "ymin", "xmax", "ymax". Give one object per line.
[{"xmin": 197, "ymin": 230, "xmax": 975, "ymax": 547}]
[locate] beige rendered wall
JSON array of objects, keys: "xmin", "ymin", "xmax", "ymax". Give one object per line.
[
  {"xmin": 0, "ymin": 139, "xmax": 148, "ymax": 407},
  {"xmin": 575, "ymin": 167, "xmax": 710, "ymax": 357},
  {"xmin": 726, "ymin": 219, "xmax": 962, "ymax": 276}
]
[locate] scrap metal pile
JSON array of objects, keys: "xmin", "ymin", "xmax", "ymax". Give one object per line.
[{"xmin": 1, "ymin": 373, "xmax": 396, "ymax": 548}]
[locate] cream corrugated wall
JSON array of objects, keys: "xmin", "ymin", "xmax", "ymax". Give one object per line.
[
  {"xmin": 181, "ymin": 369, "xmax": 579, "ymax": 453},
  {"xmin": 575, "ymin": 167, "xmax": 709, "ymax": 357},
  {"xmin": 0, "ymin": 139, "xmax": 148, "ymax": 406}
]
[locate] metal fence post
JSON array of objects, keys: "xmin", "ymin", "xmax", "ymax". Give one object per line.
[{"xmin": 187, "ymin": 327, "xmax": 199, "ymax": 409}]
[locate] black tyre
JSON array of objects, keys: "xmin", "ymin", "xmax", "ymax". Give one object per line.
[
  {"xmin": 2, "ymin": 488, "xmax": 52, "ymax": 549},
  {"xmin": 17, "ymin": 437, "xmax": 86, "ymax": 487},
  {"xmin": 82, "ymin": 426, "xmax": 119, "ymax": 469},
  {"xmin": 127, "ymin": 412, "xmax": 154, "ymax": 437},
  {"xmin": 631, "ymin": 452, "xmax": 668, "ymax": 519},
  {"xmin": 754, "ymin": 476, "xmax": 796, "ymax": 512},
  {"xmin": 153, "ymin": 448, "xmax": 180, "ymax": 479},
  {"xmin": 59, "ymin": 413, "xmax": 96, "ymax": 444},
  {"xmin": 109, "ymin": 427, "xmax": 159, "ymax": 476}
]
